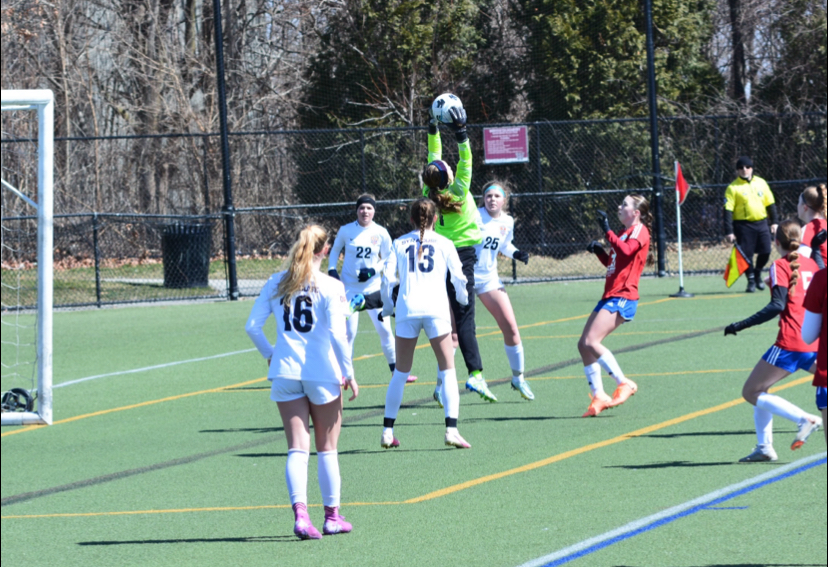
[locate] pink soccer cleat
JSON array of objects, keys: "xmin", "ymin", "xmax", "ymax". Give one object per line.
[{"xmin": 323, "ymin": 507, "xmax": 353, "ymax": 535}]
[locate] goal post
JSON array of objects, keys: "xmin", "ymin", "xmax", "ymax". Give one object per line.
[{"xmin": 1, "ymin": 89, "xmax": 54, "ymax": 426}]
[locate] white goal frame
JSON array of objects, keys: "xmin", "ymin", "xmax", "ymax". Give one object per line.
[{"xmin": 1, "ymin": 89, "xmax": 54, "ymax": 426}]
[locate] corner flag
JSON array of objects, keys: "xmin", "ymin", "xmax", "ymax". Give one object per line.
[
  {"xmin": 675, "ymin": 162, "xmax": 689, "ymax": 205},
  {"xmin": 724, "ymin": 245, "xmax": 750, "ymax": 287}
]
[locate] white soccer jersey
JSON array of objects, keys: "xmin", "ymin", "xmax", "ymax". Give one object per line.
[
  {"xmin": 329, "ymin": 221, "xmax": 393, "ymax": 294},
  {"xmin": 382, "ymin": 230, "xmax": 468, "ymax": 321},
  {"xmin": 474, "ymin": 208, "xmax": 518, "ymax": 281},
  {"xmin": 246, "ymin": 271, "xmax": 353, "ymax": 383}
]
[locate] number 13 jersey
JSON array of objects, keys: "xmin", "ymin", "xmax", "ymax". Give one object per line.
[
  {"xmin": 382, "ymin": 230, "xmax": 468, "ymax": 322},
  {"xmin": 246, "ymin": 271, "xmax": 353, "ymax": 383}
]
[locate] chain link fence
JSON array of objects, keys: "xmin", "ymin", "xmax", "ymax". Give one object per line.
[{"xmin": 2, "ymin": 113, "xmax": 826, "ymax": 308}]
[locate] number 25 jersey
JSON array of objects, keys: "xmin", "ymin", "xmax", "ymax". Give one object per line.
[
  {"xmin": 245, "ymin": 271, "xmax": 353, "ymax": 383},
  {"xmin": 382, "ymin": 230, "xmax": 468, "ymax": 322}
]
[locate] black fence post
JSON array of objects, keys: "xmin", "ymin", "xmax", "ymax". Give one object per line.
[
  {"xmin": 92, "ymin": 212, "xmax": 102, "ymax": 308},
  {"xmin": 360, "ymin": 129, "xmax": 367, "ymax": 195},
  {"xmin": 212, "ymin": 0, "xmax": 239, "ymax": 300},
  {"xmin": 644, "ymin": 0, "xmax": 667, "ymax": 276}
]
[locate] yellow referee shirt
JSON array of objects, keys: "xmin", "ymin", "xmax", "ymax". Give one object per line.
[{"xmin": 724, "ymin": 176, "xmax": 775, "ymax": 222}]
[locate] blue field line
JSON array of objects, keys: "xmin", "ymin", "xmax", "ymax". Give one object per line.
[{"xmin": 520, "ymin": 454, "xmax": 826, "ymax": 567}]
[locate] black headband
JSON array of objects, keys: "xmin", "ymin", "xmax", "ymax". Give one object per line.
[
  {"xmin": 427, "ymin": 160, "xmax": 450, "ymax": 190},
  {"xmin": 356, "ymin": 196, "xmax": 376, "ymax": 210}
]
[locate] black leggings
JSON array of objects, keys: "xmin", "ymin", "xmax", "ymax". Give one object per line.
[
  {"xmin": 734, "ymin": 220, "xmax": 771, "ymax": 277},
  {"xmin": 446, "ymin": 246, "xmax": 482, "ymax": 375}
]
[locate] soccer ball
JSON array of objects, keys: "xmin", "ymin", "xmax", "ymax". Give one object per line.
[{"xmin": 431, "ymin": 93, "xmax": 463, "ymax": 125}]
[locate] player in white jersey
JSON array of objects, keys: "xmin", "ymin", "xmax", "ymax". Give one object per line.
[
  {"xmin": 328, "ymin": 195, "xmax": 418, "ymax": 381},
  {"xmin": 473, "ymin": 183, "xmax": 535, "ymax": 401},
  {"xmin": 380, "ymin": 198, "xmax": 472, "ymax": 449},
  {"xmin": 246, "ymin": 225, "xmax": 358, "ymax": 541}
]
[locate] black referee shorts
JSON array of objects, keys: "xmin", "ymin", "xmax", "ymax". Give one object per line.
[{"xmin": 733, "ymin": 220, "xmax": 771, "ymax": 262}]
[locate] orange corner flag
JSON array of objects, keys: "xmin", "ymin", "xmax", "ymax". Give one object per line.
[
  {"xmin": 724, "ymin": 245, "xmax": 750, "ymax": 287},
  {"xmin": 675, "ymin": 161, "xmax": 690, "ymax": 205}
]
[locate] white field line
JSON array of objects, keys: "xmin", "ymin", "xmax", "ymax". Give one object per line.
[
  {"xmin": 517, "ymin": 452, "xmax": 828, "ymax": 567},
  {"xmin": 55, "ymin": 349, "xmax": 258, "ymax": 389}
]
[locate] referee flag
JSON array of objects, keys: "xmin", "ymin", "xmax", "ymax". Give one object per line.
[{"xmin": 724, "ymin": 245, "xmax": 750, "ymax": 287}]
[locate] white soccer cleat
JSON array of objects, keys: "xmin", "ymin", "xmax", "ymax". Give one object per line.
[
  {"xmin": 444, "ymin": 429, "xmax": 471, "ymax": 449},
  {"xmin": 791, "ymin": 416, "xmax": 823, "ymax": 451},
  {"xmin": 738, "ymin": 445, "xmax": 778, "ymax": 463},
  {"xmin": 381, "ymin": 429, "xmax": 400, "ymax": 449}
]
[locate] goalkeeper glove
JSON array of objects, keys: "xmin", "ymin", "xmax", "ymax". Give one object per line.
[
  {"xmin": 448, "ymin": 107, "xmax": 468, "ymax": 143},
  {"xmin": 357, "ymin": 268, "xmax": 376, "ymax": 283},
  {"xmin": 586, "ymin": 241, "xmax": 605, "ymax": 255},
  {"xmin": 596, "ymin": 210, "xmax": 610, "ymax": 234}
]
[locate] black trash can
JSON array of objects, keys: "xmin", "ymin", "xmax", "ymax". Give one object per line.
[{"xmin": 161, "ymin": 223, "xmax": 212, "ymax": 288}]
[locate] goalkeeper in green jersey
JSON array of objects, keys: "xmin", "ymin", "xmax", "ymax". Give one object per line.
[{"xmin": 422, "ymin": 102, "xmax": 496, "ymax": 404}]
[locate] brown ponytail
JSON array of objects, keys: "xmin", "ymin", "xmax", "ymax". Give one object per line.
[
  {"xmin": 629, "ymin": 194, "xmax": 655, "ymax": 266},
  {"xmin": 424, "ymin": 161, "xmax": 463, "ymax": 215},
  {"xmin": 276, "ymin": 225, "xmax": 328, "ymax": 303},
  {"xmin": 775, "ymin": 219, "xmax": 802, "ymax": 296},
  {"xmin": 801, "ymin": 184, "xmax": 827, "ymax": 219},
  {"xmin": 410, "ymin": 198, "xmax": 437, "ymax": 259}
]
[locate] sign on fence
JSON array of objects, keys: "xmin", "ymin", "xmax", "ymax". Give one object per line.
[{"xmin": 483, "ymin": 126, "xmax": 529, "ymax": 164}]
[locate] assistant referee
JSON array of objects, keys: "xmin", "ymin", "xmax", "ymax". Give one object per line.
[{"xmin": 724, "ymin": 156, "xmax": 778, "ymax": 293}]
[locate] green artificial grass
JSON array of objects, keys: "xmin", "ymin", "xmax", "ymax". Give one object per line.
[{"xmin": 2, "ymin": 276, "xmax": 825, "ymax": 567}]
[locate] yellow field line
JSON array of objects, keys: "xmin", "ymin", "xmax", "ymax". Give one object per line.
[
  {"xmin": 0, "ymin": 293, "xmax": 742, "ymax": 436},
  {"xmin": 3, "ymin": 375, "xmax": 811, "ymax": 520},
  {"xmin": 0, "ymin": 501, "xmax": 403, "ymax": 520},
  {"xmin": 403, "ymin": 375, "xmax": 814, "ymax": 504},
  {"xmin": 0, "ymin": 378, "xmax": 267, "ymax": 438}
]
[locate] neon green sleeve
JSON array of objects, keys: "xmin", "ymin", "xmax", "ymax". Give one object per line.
[
  {"xmin": 724, "ymin": 182, "xmax": 737, "ymax": 212},
  {"xmin": 448, "ymin": 139, "xmax": 472, "ymax": 200},
  {"xmin": 759, "ymin": 178, "xmax": 775, "ymax": 206}
]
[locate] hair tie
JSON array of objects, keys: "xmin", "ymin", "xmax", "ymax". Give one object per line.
[
  {"xmin": 356, "ymin": 196, "xmax": 377, "ymax": 210},
  {"xmin": 485, "ymin": 184, "xmax": 506, "ymax": 198}
]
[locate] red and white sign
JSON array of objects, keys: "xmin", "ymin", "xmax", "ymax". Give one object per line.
[{"xmin": 483, "ymin": 126, "xmax": 529, "ymax": 164}]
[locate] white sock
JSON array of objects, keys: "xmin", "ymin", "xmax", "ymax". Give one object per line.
[
  {"xmin": 440, "ymin": 368, "xmax": 460, "ymax": 420},
  {"xmin": 754, "ymin": 406, "xmax": 774, "ymax": 447},
  {"xmin": 584, "ymin": 363, "xmax": 604, "ymax": 396},
  {"xmin": 504, "ymin": 343, "xmax": 524, "ymax": 379},
  {"xmin": 369, "ymin": 309, "xmax": 396, "ymax": 365},
  {"xmin": 597, "ymin": 351, "xmax": 626, "ymax": 385},
  {"xmin": 317, "ymin": 451, "xmax": 341, "ymax": 508},
  {"xmin": 755, "ymin": 393, "xmax": 807, "ymax": 425},
  {"xmin": 285, "ymin": 449, "xmax": 309, "ymax": 506},
  {"xmin": 384, "ymin": 370, "xmax": 409, "ymax": 420}
]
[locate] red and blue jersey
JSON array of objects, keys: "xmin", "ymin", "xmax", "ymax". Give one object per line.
[
  {"xmin": 803, "ymin": 268, "xmax": 827, "ymax": 387},
  {"xmin": 769, "ymin": 254, "xmax": 819, "ymax": 353},
  {"xmin": 597, "ymin": 223, "xmax": 651, "ymax": 301}
]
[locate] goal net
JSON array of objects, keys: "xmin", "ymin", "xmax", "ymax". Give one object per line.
[{"xmin": 1, "ymin": 90, "xmax": 53, "ymax": 426}]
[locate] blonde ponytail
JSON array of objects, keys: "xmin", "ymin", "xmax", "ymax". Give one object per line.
[{"xmin": 276, "ymin": 225, "xmax": 328, "ymax": 303}]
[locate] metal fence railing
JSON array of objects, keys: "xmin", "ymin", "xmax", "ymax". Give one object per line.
[
  {"xmin": 2, "ymin": 112, "xmax": 826, "ymax": 308},
  {"xmin": 1, "ymin": 179, "xmax": 822, "ymax": 309}
]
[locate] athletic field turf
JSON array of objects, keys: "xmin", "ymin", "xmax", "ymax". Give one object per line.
[{"xmin": 2, "ymin": 275, "xmax": 826, "ymax": 567}]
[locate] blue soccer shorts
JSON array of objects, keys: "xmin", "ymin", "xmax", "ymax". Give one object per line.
[
  {"xmin": 594, "ymin": 297, "xmax": 638, "ymax": 322},
  {"xmin": 816, "ymin": 387, "xmax": 827, "ymax": 411},
  {"xmin": 762, "ymin": 346, "xmax": 817, "ymax": 374}
]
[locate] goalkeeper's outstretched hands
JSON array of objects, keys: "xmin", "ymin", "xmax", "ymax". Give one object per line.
[{"xmin": 448, "ymin": 107, "xmax": 468, "ymax": 143}]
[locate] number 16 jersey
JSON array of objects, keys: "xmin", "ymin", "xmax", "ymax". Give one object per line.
[
  {"xmin": 246, "ymin": 271, "xmax": 353, "ymax": 383},
  {"xmin": 382, "ymin": 230, "xmax": 468, "ymax": 322}
]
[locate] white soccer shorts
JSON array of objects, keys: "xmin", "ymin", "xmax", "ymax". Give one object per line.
[
  {"xmin": 270, "ymin": 378, "xmax": 341, "ymax": 405},
  {"xmin": 395, "ymin": 317, "xmax": 452, "ymax": 340}
]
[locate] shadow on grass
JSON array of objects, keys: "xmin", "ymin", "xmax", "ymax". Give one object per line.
[
  {"xmin": 605, "ymin": 461, "xmax": 744, "ymax": 469},
  {"xmin": 199, "ymin": 427, "xmax": 283, "ymax": 434},
  {"xmin": 78, "ymin": 535, "xmax": 297, "ymax": 546},
  {"xmin": 641, "ymin": 430, "xmax": 756, "ymax": 439},
  {"xmin": 464, "ymin": 415, "xmax": 595, "ymax": 424}
]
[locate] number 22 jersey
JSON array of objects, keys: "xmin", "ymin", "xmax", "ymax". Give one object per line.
[{"xmin": 245, "ymin": 271, "xmax": 353, "ymax": 383}]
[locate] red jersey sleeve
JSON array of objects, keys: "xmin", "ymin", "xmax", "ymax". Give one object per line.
[
  {"xmin": 605, "ymin": 229, "xmax": 644, "ymax": 258},
  {"xmin": 804, "ymin": 268, "xmax": 827, "ymax": 314}
]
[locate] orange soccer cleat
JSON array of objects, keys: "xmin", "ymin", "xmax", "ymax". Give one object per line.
[
  {"xmin": 582, "ymin": 392, "xmax": 613, "ymax": 417},
  {"xmin": 609, "ymin": 380, "xmax": 638, "ymax": 408}
]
